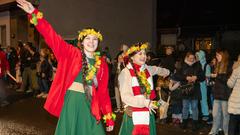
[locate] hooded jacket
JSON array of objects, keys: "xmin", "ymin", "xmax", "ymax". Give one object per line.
[{"xmin": 196, "ymin": 50, "xmax": 211, "ymax": 76}]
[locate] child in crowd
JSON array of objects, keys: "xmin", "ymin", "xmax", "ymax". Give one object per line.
[{"xmin": 36, "ymin": 49, "xmax": 52, "ymax": 98}]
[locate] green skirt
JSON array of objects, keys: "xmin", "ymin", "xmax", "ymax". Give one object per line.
[
  {"xmin": 55, "ymin": 90, "xmax": 105, "ymax": 135},
  {"xmin": 119, "ymin": 113, "xmax": 156, "ymax": 135}
]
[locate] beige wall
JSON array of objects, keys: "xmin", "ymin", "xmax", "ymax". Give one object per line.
[
  {"xmin": 10, "ymin": 9, "xmax": 33, "ymax": 47},
  {"xmin": 39, "ymin": 0, "xmax": 156, "ymax": 57},
  {"xmin": 0, "ymin": 0, "xmax": 15, "ymax": 5},
  {"xmin": 0, "ymin": 11, "xmax": 10, "ymax": 47}
]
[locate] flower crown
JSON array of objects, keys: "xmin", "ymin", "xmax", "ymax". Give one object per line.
[
  {"xmin": 78, "ymin": 29, "xmax": 103, "ymax": 41},
  {"xmin": 125, "ymin": 42, "xmax": 149, "ymax": 56}
]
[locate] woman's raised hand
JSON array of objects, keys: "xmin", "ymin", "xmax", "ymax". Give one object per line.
[{"xmin": 16, "ymin": 0, "xmax": 35, "ymax": 14}]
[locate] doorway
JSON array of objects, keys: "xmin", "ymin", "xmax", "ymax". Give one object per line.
[{"xmin": 0, "ymin": 25, "xmax": 7, "ymax": 48}]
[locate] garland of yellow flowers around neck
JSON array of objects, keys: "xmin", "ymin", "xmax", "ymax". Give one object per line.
[
  {"xmin": 137, "ymin": 69, "xmax": 151, "ymax": 97},
  {"xmin": 85, "ymin": 52, "xmax": 101, "ymax": 83},
  {"xmin": 137, "ymin": 68, "xmax": 160, "ymax": 107}
]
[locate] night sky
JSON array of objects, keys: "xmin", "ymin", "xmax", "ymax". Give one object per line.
[{"xmin": 157, "ymin": 0, "xmax": 240, "ymax": 28}]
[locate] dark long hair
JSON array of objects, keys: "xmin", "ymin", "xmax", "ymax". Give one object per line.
[{"xmin": 78, "ymin": 42, "xmax": 92, "ymax": 101}]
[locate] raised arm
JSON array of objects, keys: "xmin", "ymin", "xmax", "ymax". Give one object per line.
[{"xmin": 16, "ymin": 0, "xmax": 77, "ymax": 61}]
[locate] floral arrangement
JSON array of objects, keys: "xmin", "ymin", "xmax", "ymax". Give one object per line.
[
  {"xmin": 125, "ymin": 42, "xmax": 149, "ymax": 56},
  {"xmin": 85, "ymin": 52, "xmax": 101, "ymax": 83},
  {"xmin": 78, "ymin": 29, "xmax": 103, "ymax": 41},
  {"xmin": 30, "ymin": 11, "xmax": 43, "ymax": 26}
]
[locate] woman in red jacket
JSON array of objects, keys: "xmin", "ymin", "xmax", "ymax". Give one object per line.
[{"xmin": 17, "ymin": 0, "xmax": 115, "ymax": 134}]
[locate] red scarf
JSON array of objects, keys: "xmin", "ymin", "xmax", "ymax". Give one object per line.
[
  {"xmin": 126, "ymin": 63, "xmax": 156, "ymax": 135},
  {"xmin": 127, "ymin": 63, "xmax": 156, "ymax": 99}
]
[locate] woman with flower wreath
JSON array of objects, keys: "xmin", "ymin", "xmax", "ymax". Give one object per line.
[
  {"xmin": 16, "ymin": 0, "xmax": 115, "ymax": 134},
  {"xmin": 118, "ymin": 43, "xmax": 170, "ymax": 135}
]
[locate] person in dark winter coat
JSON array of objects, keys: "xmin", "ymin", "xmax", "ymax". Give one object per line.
[
  {"xmin": 160, "ymin": 46, "xmax": 176, "ymax": 73},
  {"xmin": 18, "ymin": 42, "xmax": 39, "ymax": 93},
  {"xmin": 158, "ymin": 46, "xmax": 176, "ymax": 120},
  {"xmin": 175, "ymin": 51, "xmax": 205, "ymax": 131},
  {"xmin": 113, "ymin": 44, "xmax": 128, "ymax": 113},
  {"xmin": 6, "ymin": 46, "xmax": 18, "ymax": 88}
]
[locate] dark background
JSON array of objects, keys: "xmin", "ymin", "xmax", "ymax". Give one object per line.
[{"xmin": 39, "ymin": 0, "xmax": 156, "ymax": 58}]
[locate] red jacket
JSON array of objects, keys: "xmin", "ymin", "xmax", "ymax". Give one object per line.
[
  {"xmin": 30, "ymin": 10, "xmax": 112, "ymax": 120},
  {"xmin": 0, "ymin": 51, "xmax": 9, "ymax": 78}
]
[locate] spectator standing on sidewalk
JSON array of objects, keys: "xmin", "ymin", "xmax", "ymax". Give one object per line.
[
  {"xmin": 37, "ymin": 48, "xmax": 52, "ymax": 98},
  {"xmin": 0, "ymin": 46, "xmax": 10, "ymax": 107}
]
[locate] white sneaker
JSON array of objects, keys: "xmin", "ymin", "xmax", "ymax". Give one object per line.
[
  {"xmin": 42, "ymin": 93, "xmax": 48, "ymax": 99},
  {"xmin": 26, "ymin": 89, "xmax": 33, "ymax": 93},
  {"xmin": 0, "ymin": 100, "xmax": 10, "ymax": 107},
  {"xmin": 114, "ymin": 108, "xmax": 121, "ymax": 113},
  {"xmin": 16, "ymin": 89, "xmax": 24, "ymax": 92},
  {"xmin": 36, "ymin": 92, "xmax": 45, "ymax": 98}
]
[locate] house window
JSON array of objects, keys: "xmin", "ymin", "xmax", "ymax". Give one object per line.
[{"xmin": 195, "ymin": 37, "xmax": 212, "ymax": 51}]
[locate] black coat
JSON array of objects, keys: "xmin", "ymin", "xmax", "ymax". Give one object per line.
[
  {"xmin": 39, "ymin": 59, "xmax": 52, "ymax": 79},
  {"xmin": 212, "ymin": 64, "xmax": 232, "ymax": 101},
  {"xmin": 160, "ymin": 54, "xmax": 176, "ymax": 73},
  {"xmin": 30, "ymin": 52, "xmax": 40, "ymax": 69},
  {"xmin": 175, "ymin": 61, "xmax": 205, "ymax": 100},
  {"xmin": 21, "ymin": 50, "xmax": 31, "ymax": 68}
]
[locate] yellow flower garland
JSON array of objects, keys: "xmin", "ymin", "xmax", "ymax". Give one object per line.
[
  {"xmin": 86, "ymin": 52, "xmax": 101, "ymax": 83},
  {"xmin": 125, "ymin": 42, "xmax": 149, "ymax": 56},
  {"xmin": 137, "ymin": 70, "xmax": 151, "ymax": 95},
  {"xmin": 78, "ymin": 29, "xmax": 103, "ymax": 41}
]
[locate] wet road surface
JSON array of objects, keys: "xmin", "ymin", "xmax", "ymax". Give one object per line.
[{"xmin": 0, "ymin": 88, "xmax": 212, "ymax": 135}]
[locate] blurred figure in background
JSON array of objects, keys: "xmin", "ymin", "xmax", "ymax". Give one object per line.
[
  {"xmin": 37, "ymin": 48, "xmax": 52, "ymax": 98},
  {"xmin": 0, "ymin": 45, "xmax": 10, "ymax": 107},
  {"xmin": 113, "ymin": 44, "xmax": 128, "ymax": 113},
  {"xmin": 48, "ymin": 51, "xmax": 57, "ymax": 82},
  {"xmin": 168, "ymin": 75, "xmax": 182, "ymax": 126},
  {"xmin": 17, "ymin": 42, "xmax": 39, "ymax": 93},
  {"xmin": 6, "ymin": 46, "xmax": 18, "ymax": 89},
  {"xmin": 160, "ymin": 45, "xmax": 176, "ymax": 73},
  {"xmin": 227, "ymin": 54, "xmax": 240, "ymax": 135},
  {"xmin": 196, "ymin": 50, "xmax": 210, "ymax": 121}
]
